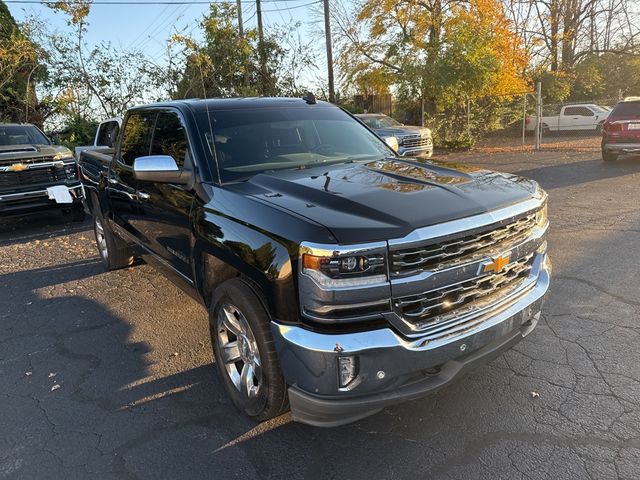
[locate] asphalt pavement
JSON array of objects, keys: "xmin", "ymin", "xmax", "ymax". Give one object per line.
[{"xmin": 1, "ymin": 149, "xmax": 640, "ymax": 479}]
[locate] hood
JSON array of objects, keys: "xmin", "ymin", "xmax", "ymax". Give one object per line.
[
  {"xmin": 0, "ymin": 144, "xmax": 72, "ymax": 165},
  {"xmin": 228, "ymin": 158, "xmax": 540, "ymax": 244},
  {"xmin": 373, "ymin": 125, "xmax": 431, "ymax": 139}
]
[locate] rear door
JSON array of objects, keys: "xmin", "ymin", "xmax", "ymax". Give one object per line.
[
  {"xmin": 133, "ymin": 109, "xmax": 196, "ymax": 281},
  {"xmin": 561, "ymin": 106, "xmax": 595, "ymax": 131},
  {"xmin": 108, "ymin": 111, "xmax": 155, "ymax": 236}
]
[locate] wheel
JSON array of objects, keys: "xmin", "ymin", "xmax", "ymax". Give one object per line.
[
  {"xmin": 541, "ymin": 124, "xmax": 551, "ymax": 136},
  {"xmin": 209, "ymin": 279, "xmax": 288, "ymax": 421},
  {"xmin": 602, "ymin": 150, "xmax": 618, "ymax": 162},
  {"xmin": 596, "ymin": 122, "xmax": 604, "ymax": 134},
  {"xmin": 93, "ymin": 206, "xmax": 134, "ymax": 270},
  {"xmin": 62, "ymin": 204, "xmax": 86, "ymax": 223}
]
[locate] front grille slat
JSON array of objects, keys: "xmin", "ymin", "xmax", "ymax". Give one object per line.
[
  {"xmin": 396, "ymin": 254, "xmax": 535, "ymax": 324},
  {"xmin": 390, "ymin": 213, "xmax": 537, "ymax": 276}
]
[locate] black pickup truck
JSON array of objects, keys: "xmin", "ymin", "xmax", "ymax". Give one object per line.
[
  {"xmin": 0, "ymin": 123, "xmax": 84, "ymax": 219},
  {"xmin": 79, "ymin": 97, "xmax": 551, "ymax": 427}
]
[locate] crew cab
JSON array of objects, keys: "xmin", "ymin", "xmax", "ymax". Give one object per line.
[
  {"xmin": 80, "ymin": 97, "xmax": 551, "ymax": 427},
  {"xmin": 0, "ymin": 123, "xmax": 84, "ymax": 220},
  {"xmin": 526, "ymin": 103, "xmax": 610, "ymax": 133},
  {"xmin": 601, "ymin": 98, "xmax": 640, "ymax": 162}
]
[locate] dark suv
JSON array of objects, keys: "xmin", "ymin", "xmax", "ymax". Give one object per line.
[
  {"xmin": 0, "ymin": 123, "xmax": 85, "ymax": 219},
  {"xmin": 601, "ymin": 99, "xmax": 640, "ymax": 162}
]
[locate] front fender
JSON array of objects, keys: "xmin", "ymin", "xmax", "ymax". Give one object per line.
[{"xmin": 193, "ymin": 208, "xmax": 299, "ymax": 323}]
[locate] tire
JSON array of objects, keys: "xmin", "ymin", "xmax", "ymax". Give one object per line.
[
  {"xmin": 62, "ymin": 204, "xmax": 86, "ymax": 223},
  {"xmin": 209, "ymin": 279, "xmax": 289, "ymax": 422},
  {"xmin": 596, "ymin": 122, "xmax": 604, "ymax": 134},
  {"xmin": 92, "ymin": 205, "xmax": 134, "ymax": 270},
  {"xmin": 602, "ymin": 150, "xmax": 618, "ymax": 162}
]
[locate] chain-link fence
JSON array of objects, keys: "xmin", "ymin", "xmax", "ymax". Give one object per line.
[{"xmin": 535, "ymin": 98, "xmax": 619, "ymax": 150}]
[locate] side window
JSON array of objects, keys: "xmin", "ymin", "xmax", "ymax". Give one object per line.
[
  {"xmin": 120, "ymin": 112, "xmax": 155, "ymax": 166},
  {"xmin": 564, "ymin": 107, "xmax": 580, "ymax": 116},
  {"xmin": 96, "ymin": 121, "xmax": 119, "ymax": 147},
  {"xmin": 580, "ymin": 107, "xmax": 595, "ymax": 116},
  {"xmin": 150, "ymin": 112, "xmax": 189, "ymax": 168}
]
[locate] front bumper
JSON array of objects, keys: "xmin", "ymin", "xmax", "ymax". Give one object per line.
[
  {"xmin": 399, "ymin": 145, "xmax": 433, "ymax": 157},
  {"xmin": 272, "ymin": 257, "xmax": 550, "ymax": 427},
  {"xmin": 0, "ymin": 183, "xmax": 84, "ymax": 216}
]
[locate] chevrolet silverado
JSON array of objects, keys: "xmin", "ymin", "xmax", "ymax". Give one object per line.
[{"xmin": 79, "ymin": 97, "xmax": 551, "ymax": 427}]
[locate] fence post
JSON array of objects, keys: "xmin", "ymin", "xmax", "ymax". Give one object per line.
[
  {"xmin": 535, "ymin": 82, "xmax": 542, "ymax": 151},
  {"xmin": 522, "ymin": 93, "xmax": 527, "ymax": 151},
  {"xmin": 466, "ymin": 96, "xmax": 470, "ymax": 138}
]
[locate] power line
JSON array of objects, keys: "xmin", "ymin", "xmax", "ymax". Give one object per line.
[{"xmin": 5, "ymin": 0, "xmax": 314, "ymax": 4}]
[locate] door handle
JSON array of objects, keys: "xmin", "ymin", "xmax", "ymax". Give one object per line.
[{"xmin": 137, "ymin": 191, "xmax": 150, "ymax": 201}]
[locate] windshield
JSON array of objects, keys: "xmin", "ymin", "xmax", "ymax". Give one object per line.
[
  {"xmin": 591, "ymin": 105, "xmax": 610, "ymax": 113},
  {"xmin": 359, "ymin": 115, "xmax": 402, "ymax": 129},
  {"xmin": 200, "ymin": 106, "xmax": 393, "ymax": 182},
  {"xmin": 0, "ymin": 125, "xmax": 50, "ymax": 146}
]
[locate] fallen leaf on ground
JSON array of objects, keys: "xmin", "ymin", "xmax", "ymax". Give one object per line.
[
  {"xmin": 51, "ymin": 384, "xmax": 60, "ymax": 392},
  {"xmin": 531, "ymin": 391, "xmax": 540, "ymax": 398}
]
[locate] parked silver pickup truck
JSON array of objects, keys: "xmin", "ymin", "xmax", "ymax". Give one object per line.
[{"xmin": 74, "ymin": 117, "xmax": 122, "ymax": 160}]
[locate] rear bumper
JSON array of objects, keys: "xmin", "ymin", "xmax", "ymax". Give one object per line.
[
  {"xmin": 602, "ymin": 142, "xmax": 640, "ymax": 154},
  {"xmin": 272, "ymin": 257, "xmax": 551, "ymax": 427},
  {"xmin": 0, "ymin": 183, "xmax": 84, "ymax": 216}
]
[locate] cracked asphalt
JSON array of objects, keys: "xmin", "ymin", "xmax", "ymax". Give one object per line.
[{"xmin": 1, "ymin": 148, "xmax": 640, "ymax": 479}]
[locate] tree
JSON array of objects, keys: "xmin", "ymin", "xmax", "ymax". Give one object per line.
[
  {"xmin": 334, "ymin": 0, "xmax": 528, "ymax": 112},
  {"xmin": 171, "ymin": 3, "xmax": 315, "ymax": 99},
  {"xmin": 0, "ymin": 0, "xmax": 40, "ymax": 123}
]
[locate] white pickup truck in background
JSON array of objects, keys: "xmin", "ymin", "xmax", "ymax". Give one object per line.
[
  {"xmin": 74, "ymin": 117, "xmax": 122, "ymax": 159},
  {"xmin": 525, "ymin": 104, "xmax": 611, "ymax": 133}
]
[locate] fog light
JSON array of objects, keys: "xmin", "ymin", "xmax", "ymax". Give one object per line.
[{"xmin": 338, "ymin": 356, "xmax": 357, "ymax": 388}]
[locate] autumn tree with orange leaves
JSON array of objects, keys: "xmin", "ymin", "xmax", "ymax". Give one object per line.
[{"xmin": 334, "ymin": 0, "xmax": 529, "ymax": 122}]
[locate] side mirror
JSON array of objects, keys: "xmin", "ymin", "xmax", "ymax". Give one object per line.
[{"xmin": 133, "ymin": 155, "xmax": 190, "ymax": 184}]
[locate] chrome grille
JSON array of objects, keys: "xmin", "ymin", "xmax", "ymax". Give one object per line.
[
  {"xmin": 0, "ymin": 164, "xmax": 77, "ymax": 191},
  {"xmin": 390, "ymin": 213, "xmax": 537, "ymax": 277},
  {"xmin": 401, "ymin": 135, "xmax": 432, "ymax": 148},
  {"xmin": 0, "ymin": 155, "xmax": 54, "ymax": 166},
  {"xmin": 395, "ymin": 253, "xmax": 535, "ymax": 327}
]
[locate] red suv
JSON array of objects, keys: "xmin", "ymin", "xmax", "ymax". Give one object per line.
[{"xmin": 601, "ymin": 99, "xmax": 640, "ymax": 162}]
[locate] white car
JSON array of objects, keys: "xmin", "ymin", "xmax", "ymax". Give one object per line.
[{"xmin": 525, "ymin": 104, "xmax": 611, "ymax": 133}]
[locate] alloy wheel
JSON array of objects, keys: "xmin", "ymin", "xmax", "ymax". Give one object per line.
[{"xmin": 216, "ymin": 303, "xmax": 262, "ymax": 399}]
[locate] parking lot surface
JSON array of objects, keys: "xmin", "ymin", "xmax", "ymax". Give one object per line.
[{"xmin": 1, "ymin": 149, "xmax": 640, "ymax": 479}]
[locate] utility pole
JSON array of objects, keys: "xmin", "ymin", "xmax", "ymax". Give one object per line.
[
  {"xmin": 256, "ymin": 0, "xmax": 266, "ymax": 95},
  {"xmin": 237, "ymin": 0, "xmax": 249, "ymax": 87},
  {"xmin": 323, "ymin": 0, "xmax": 335, "ymax": 103}
]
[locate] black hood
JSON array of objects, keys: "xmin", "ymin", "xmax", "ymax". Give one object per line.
[{"xmin": 229, "ymin": 158, "xmax": 539, "ymax": 244}]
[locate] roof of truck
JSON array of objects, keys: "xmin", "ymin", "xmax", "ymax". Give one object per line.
[{"xmin": 130, "ymin": 97, "xmax": 333, "ymax": 113}]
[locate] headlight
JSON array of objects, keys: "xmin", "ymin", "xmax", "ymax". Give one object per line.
[
  {"xmin": 535, "ymin": 203, "xmax": 548, "ymax": 227},
  {"xmin": 384, "ymin": 136, "xmax": 399, "ymax": 151},
  {"xmin": 300, "ymin": 242, "xmax": 388, "ymax": 288},
  {"xmin": 53, "ymin": 151, "xmax": 74, "ymax": 161}
]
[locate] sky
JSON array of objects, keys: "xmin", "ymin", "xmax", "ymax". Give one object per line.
[{"xmin": 6, "ymin": 0, "xmax": 327, "ymax": 78}]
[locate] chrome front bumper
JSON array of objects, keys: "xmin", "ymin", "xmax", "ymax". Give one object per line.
[{"xmin": 272, "ymin": 255, "xmax": 551, "ymax": 427}]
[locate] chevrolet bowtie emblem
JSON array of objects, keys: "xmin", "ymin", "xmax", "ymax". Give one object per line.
[
  {"xmin": 9, "ymin": 163, "xmax": 27, "ymax": 172},
  {"xmin": 481, "ymin": 254, "xmax": 511, "ymax": 274}
]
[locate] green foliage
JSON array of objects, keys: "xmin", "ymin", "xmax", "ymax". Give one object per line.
[
  {"xmin": 172, "ymin": 3, "xmax": 312, "ymax": 99},
  {"xmin": 52, "ymin": 115, "xmax": 98, "ymax": 150},
  {"xmin": 571, "ymin": 53, "xmax": 640, "ymax": 101},
  {"xmin": 0, "ymin": 0, "xmax": 41, "ymax": 124}
]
